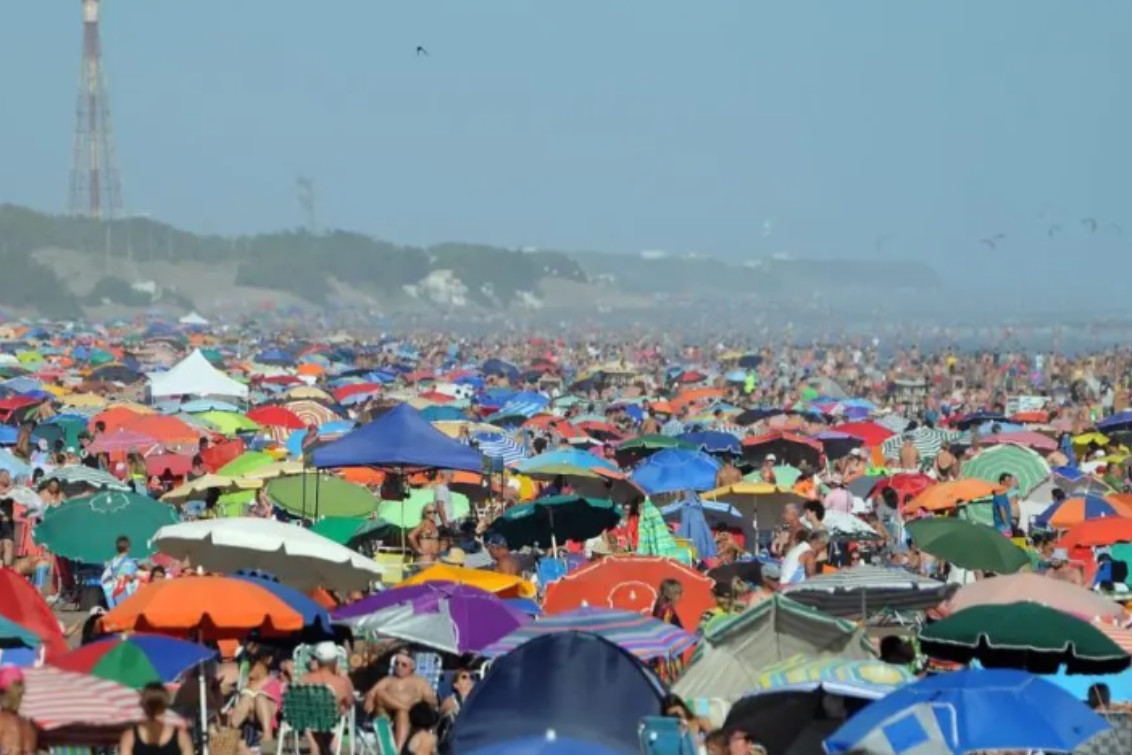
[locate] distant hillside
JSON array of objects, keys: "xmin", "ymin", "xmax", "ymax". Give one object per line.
[{"xmin": 0, "ymin": 204, "xmax": 940, "ymax": 318}]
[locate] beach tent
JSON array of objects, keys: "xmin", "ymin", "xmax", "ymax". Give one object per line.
[
  {"xmin": 148, "ymin": 349, "xmax": 248, "ymax": 400},
  {"xmin": 449, "ymin": 631, "xmax": 664, "ymax": 754},
  {"xmin": 311, "ymin": 402, "xmax": 482, "ymax": 472}
]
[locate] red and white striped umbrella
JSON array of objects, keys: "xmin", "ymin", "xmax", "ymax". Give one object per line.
[
  {"xmin": 20, "ymin": 666, "xmax": 179, "ymax": 731},
  {"xmin": 87, "ymin": 429, "xmax": 159, "ymax": 455}
]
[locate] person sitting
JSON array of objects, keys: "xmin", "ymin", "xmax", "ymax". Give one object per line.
[
  {"xmin": 364, "ymin": 650, "xmax": 438, "ymax": 751},
  {"xmin": 402, "ymin": 701, "xmax": 440, "ymax": 755},
  {"xmin": 227, "ymin": 650, "xmax": 282, "ymax": 743},
  {"xmin": 299, "ymin": 642, "xmax": 356, "ymax": 755}
]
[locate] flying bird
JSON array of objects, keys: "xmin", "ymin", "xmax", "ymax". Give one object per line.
[
  {"xmin": 416, "ymin": 46, "xmax": 429, "ymax": 56},
  {"xmin": 1082, "ymin": 217, "xmax": 1098, "ymax": 233},
  {"xmin": 980, "ymin": 233, "xmax": 1005, "ymax": 249}
]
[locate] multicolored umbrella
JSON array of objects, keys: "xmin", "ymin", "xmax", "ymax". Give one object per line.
[
  {"xmin": 480, "ymin": 606, "xmax": 697, "ymax": 661},
  {"xmin": 1034, "ymin": 494, "xmax": 1132, "ymax": 529},
  {"xmin": 333, "ymin": 581, "xmax": 527, "ymax": 654},
  {"xmin": 919, "ymin": 601, "xmax": 1130, "ymax": 674},
  {"xmin": 748, "ymin": 654, "xmax": 913, "ymax": 700},
  {"xmin": 20, "ymin": 666, "xmax": 183, "ymax": 735},
  {"xmin": 34, "ymin": 490, "xmax": 178, "ymax": 563},
  {"xmin": 51, "ymin": 634, "xmax": 216, "ymax": 688},
  {"xmin": 906, "ymin": 517, "xmax": 1030, "ymax": 574}
]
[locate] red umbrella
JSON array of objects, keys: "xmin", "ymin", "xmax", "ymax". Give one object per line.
[
  {"xmin": 869, "ymin": 473, "xmax": 935, "ymax": 505},
  {"xmin": 87, "ymin": 429, "xmax": 159, "ymax": 455},
  {"xmin": 21, "ymin": 666, "xmax": 181, "ymax": 739},
  {"xmin": 0, "ymin": 568, "xmax": 67, "ymax": 659},
  {"xmin": 246, "ymin": 405, "xmax": 305, "ymax": 430},
  {"xmin": 832, "ymin": 421, "xmax": 896, "ymax": 447}
]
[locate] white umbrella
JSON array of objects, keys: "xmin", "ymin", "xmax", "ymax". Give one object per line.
[
  {"xmin": 152, "ymin": 518, "xmax": 383, "ymax": 591},
  {"xmin": 823, "ymin": 511, "xmax": 882, "ymax": 540}
]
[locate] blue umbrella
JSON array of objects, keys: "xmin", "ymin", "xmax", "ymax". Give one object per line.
[
  {"xmin": 631, "ymin": 448, "xmax": 720, "ymax": 495},
  {"xmin": 1099, "ymin": 411, "xmax": 1132, "ymax": 432},
  {"xmin": 677, "ymin": 431, "xmax": 741, "ymax": 456},
  {"xmin": 669, "ymin": 494, "xmax": 717, "ymax": 559},
  {"xmin": 461, "ymin": 736, "xmax": 627, "ymax": 755},
  {"xmin": 825, "ymin": 669, "xmax": 1110, "ymax": 755},
  {"xmin": 419, "ymin": 405, "xmax": 469, "ymax": 422},
  {"xmin": 233, "ymin": 572, "xmax": 334, "ymax": 638}
]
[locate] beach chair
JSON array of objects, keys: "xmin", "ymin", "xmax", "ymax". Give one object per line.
[
  {"xmin": 371, "ymin": 716, "xmax": 398, "ymax": 755},
  {"xmin": 276, "ymin": 684, "xmax": 352, "ymax": 755},
  {"xmin": 293, "ymin": 643, "xmax": 348, "ymax": 675},
  {"xmin": 387, "ymin": 651, "xmax": 442, "ymax": 693},
  {"xmin": 638, "ymin": 716, "xmax": 697, "ymax": 755}
]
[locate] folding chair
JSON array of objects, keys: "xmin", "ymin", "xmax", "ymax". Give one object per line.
[
  {"xmin": 388, "ymin": 651, "xmax": 443, "ymax": 693},
  {"xmin": 276, "ymin": 684, "xmax": 352, "ymax": 755},
  {"xmin": 293, "ymin": 643, "xmax": 349, "ymax": 675}
]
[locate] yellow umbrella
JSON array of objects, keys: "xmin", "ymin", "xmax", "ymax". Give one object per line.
[
  {"xmin": 432, "ymin": 421, "xmax": 505, "ymax": 438},
  {"xmin": 61, "ymin": 393, "xmax": 107, "ymax": 409},
  {"xmin": 399, "ymin": 564, "xmax": 536, "ymax": 598},
  {"xmin": 283, "ymin": 385, "xmax": 333, "ymax": 401},
  {"xmin": 161, "ymin": 474, "xmax": 262, "ymax": 503}
]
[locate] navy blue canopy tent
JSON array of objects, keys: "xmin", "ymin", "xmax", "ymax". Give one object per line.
[
  {"xmin": 310, "ymin": 402, "xmax": 483, "ymax": 472},
  {"xmin": 449, "ymin": 632, "xmax": 665, "ymax": 754}
]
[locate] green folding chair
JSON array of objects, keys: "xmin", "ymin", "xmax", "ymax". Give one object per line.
[{"xmin": 276, "ymin": 684, "xmax": 350, "ymax": 755}]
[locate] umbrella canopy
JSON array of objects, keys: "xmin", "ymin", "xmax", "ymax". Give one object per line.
[
  {"xmin": 86, "ymin": 429, "xmax": 159, "ymax": 455},
  {"xmin": 0, "ymin": 615, "xmax": 41, "ymax": 650},
  {"xmin": 333, "ymin": 581, "xmax": 527, "ymax": 655},
  {"xmin": 21, "ymin": 666, "xmax": 183, "ymax": 735},
  {"xmin": 488, "ymin": 495, "xmax": 620, "ymax": 549},
  {"xmin": 34, "ymin": 490, "xmax": 178, "ymax": 563},
  {"xmin": 905, "ymin": 517, "xmax": 1030, "ymax": 574},
  {"xmin": 233, "ymin": 573, "xmax": 334, "ymax": 638},
  {"xmin": 919, "ymin": 601, "xmax": 1131, "ymax": 675},
  {"xmin": 780, "ymin": 566, "xmax": 952, "ymax": 619},
  {"xmin": 747, "ymin": 654, "xmax": 913, "ymax": 700},
  {"xmin": 100, "ymin": 576, "xmax": 304, "ymax": 639},
  {"xmin": 1061, "ymin": 517, "xmax": 1132, "ymax": 548},
  {"xmin": 264, "ymin": 473, "xmax": 380, "ymax": 518},
  {"xmin": 944, "ymin": 573, "xmax": 1126, "ymax": 621},
  {"xmin": 51, "ymin": 634, "xmax": 216, "ymax": 688},
  {"xmin": 824, "ymin": 669, "xmax": 1110, "ymax": 755},
  {"xmin": 1034, "ymin": 493, "xmax": 1132, "ymax": 529},
  {"xmin": 880, "ymin": 426, "xmax": 959, "ymax": 461},
  {"xmin": 0, "ymin": 568, "xmax": 67, "ymax": 659},
  {"xmin": 677, "ymin": 430, "xmax": 742, "ymax": 456},
  {"xmin": 400, "ymin": 564, "xmax": 537, "ymax": 599},
  {"xmin": 823, "ymin": 511, "xmax": 884, "ymax": 541},
  {"xmin": 308, "ymin": 516, "xmax": 395, "ymax": 548},
  {"xmin": 904, "ymin": 479, "xmax": 1001, "ymax": 515},
  {"xmin": 376, "ymin": 487, "xmax": 472, "ymax": 529},
  {"xmin": 962, "ymin": 443, "xmax": 1051, "ymax": 496},
  {"xmin": 481, "ymin": 606, "xmax": 697, "ymax": 661},
  {"xmin": 613, "ymin": 434, "xmax": 694, "ymax": 465},
  {"xmin": 631, "ymin": 448, "xmax": 721, "ymax": 494},
  {"xmin": 152, "ymin": 518, "xmax": 384, "ymax": 591},
  {"xmin": 51, "ymin": 464, "xmax": 130, "ymax": 491},
  {"xmin": 247, "ymin": 405, "xmax": 306, "ymax": 429}
]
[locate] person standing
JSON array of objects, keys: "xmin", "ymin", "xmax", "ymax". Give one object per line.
[
  {"xmin": 119, "ymin": 682, "xmax": 193, "ymax": 755},
  {"xmin": 0, "ymin": 667, "xmax": 36, "ymax": 755}
]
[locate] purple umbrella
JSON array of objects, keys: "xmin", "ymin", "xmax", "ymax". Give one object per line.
[{"xmin": 333, "ymin": 581, "xmax": 529, "ymax": 655}]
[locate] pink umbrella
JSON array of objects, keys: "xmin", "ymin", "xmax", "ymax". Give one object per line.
[
  {"xmin": 982, "ymin": 432, "xmax": 1058, "ymax": 453},
  {"xmin": 87, "ymin": 429, "xmax": 159, "ymax": 455},
  {"xmin": 21, "ymin": 666, "xmax": 181, "ymax": 735},
  {"xmin": 943, "ymin": 573, "xmax": 1126, "ymax": 622}
]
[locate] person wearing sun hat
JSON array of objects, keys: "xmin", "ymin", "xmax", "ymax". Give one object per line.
[{"xmin": 0, "ymin": 666, "xmax": 35, "ymax": 755}]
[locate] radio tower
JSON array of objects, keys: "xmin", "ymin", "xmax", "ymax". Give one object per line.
[{"xmin": 68, "ymin": 0, "xmax": 123, "ymax": 220}]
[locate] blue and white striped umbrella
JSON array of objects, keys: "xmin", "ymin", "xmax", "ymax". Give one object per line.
[{"xmin": 474, "ymin": 433, "xmax": 528, "ymax": 465}]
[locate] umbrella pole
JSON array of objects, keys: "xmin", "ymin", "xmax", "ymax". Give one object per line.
[
  {"xmin": 199, "ymin": 662, "xmax": 209, "ymax": 755},
  {"xmin": 315, "ymin": 470, "xmax": 321, "ymax": 520}
]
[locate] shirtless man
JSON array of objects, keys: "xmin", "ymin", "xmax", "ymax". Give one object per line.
[
  {"xmin": 715, "ymin": 457, "xmax": 742, "ymax": 488},
  {"xmin": 365, "ymin": 651, "xmax": 437, "ymax": 750},
  {"xmin": 899, "ymin": 435, "xmax": 920, "ymax": 471},
  {"xmin": 485, "ymin": 533, "xmax": 521, "ymax": 576}
]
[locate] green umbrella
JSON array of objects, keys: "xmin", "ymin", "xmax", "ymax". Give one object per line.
[
  {"xmin": 919, "ymin": 601, "xmax": 1131, "ymax": 674},
  {"xmin": 906, "ymin": 517, "xmax": 1030, "ymax": 574},
  {"xmin": 217, "ymin": 451, "xmax": 276, "ymax": 477},
  {"xmin": 196, "ymin": 411, "xmax": 261, "ymax": 435},
  {"xmin": 962, "ymin": 444, "xmax": 1051, "ymax": 496},
  {"xmin": 310, "ymin": 517, "xmax": 395, "ymax": 546},
  {"xmin": 488, "ymin": 495, "xmax": 620, "ymax": 549},
  {"xmin": 614, "ymin": 435, "xmax": 694, "ymax": 465},
  {"xmin": 34, "ymin": 491, "xmax": 178, "ymax": 563},
  {"xmin": 376, "ymin": 488, "xmax": 471, "ymax": 529},
  {"xmin": 266, "ymin": 474, "xmax": 380, "ymax": 518}
]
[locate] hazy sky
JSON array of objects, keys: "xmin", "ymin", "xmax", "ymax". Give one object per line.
[{"xmin": 3, "ymin": 1, "xmax": 1131, "ymax": 277}]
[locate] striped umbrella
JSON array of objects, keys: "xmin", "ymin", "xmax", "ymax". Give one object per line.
[
  {"xmin": 781, "ymin": 566, "xmax": 952, "ymax": 618},
  {"xmin": 20, "ymin": 666, "xmax": 182, "ymax": 732},
  {"xmin": 281, "ymin": 399, "xmax": 341, "ymax": 427},
  {"xmin": 880, "ymin": 427, "xmax": 959, "ymax": 461},
  {"xmin": 474, "ymin": 432, "xmax": 528, "ymax": 465},
  {"xmin": 51, "ymin": 464, "xmax": 130, "ymax": 491},
  {"xmin": 480, "ymin": 606, "xmax": 698, "ymax": 660},
  {"xmin": 750, "ymin": 654, "xmax": 913, "ymax": 700},
  {"xmin": 962, "ymin": 443, "xmax": 1051, "ymax": 496}
]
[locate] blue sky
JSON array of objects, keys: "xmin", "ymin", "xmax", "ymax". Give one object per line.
[{"xmin": 3, "ymin": 1, "xmax": 1131, "ymax": 277}]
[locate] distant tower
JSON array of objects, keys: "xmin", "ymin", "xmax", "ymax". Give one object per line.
[
  {"xmin": 296, "ymin": 176, "xmax": 318, "ymax": 233},
  {"xmin": 68, "ymin": 0, "xmax": 123, "ymax": 220}
]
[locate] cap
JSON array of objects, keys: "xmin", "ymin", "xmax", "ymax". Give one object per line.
[
  {"xmin": 485, "ymin": 532, "xmax": 509, "ymax": 549},
  {"xmin": 313, "ymin": 641, "xmax": 338, "ymax": 663},
  {"xmin": 765, "ymin": 454, "xmax": 777, "ymax": 463},
  {"xmin": 849, "ymin": 448, "xmax": 863, "ymax": 458}
]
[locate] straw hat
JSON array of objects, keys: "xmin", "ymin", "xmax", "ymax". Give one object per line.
[{"xmin": 441, "ymin": 547, "xmax": 467, "ymax": 566}]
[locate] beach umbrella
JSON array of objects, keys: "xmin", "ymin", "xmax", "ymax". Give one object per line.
[
  {"xmin": 86, "ymin": 428, "xmax": 159, "ymax": 455},
  {"xmin": 823, "ymin": 511, "xmax": 884, "ymax": 542},
  {"xmin": 232, "ymin": 572, "xmax": 334, "ymax": 638},
  {"xmin": 677, "ymin": 430, "xmax": 741, "ymax": 456},
  {"xmin": 1060, "ymin": 516, "xmax": 1132, "ymax": 548},
  {"xmin": 34, "ymin": 490, "xmax": 178, "ymax": 563},
  {"xmin": 488, "ymin": 495, "xmax": 620, "ymax": 550},
  {"xmin": 631, "ymin": 448, "xmax": 721, "ymax": 495},
  {"xmin": 0, "ymin": 568, "xmax": 67, "ymax": 659},
  {"xmin": 216, "ymin": 451, "xmax": 276, "ymax": 477},
  {"xmin": 333, "ymin": 581, "xmax": 526, "ymax": 655},
  {"xmin": 962, "ymin": 443, "xmax": 1051, "ymax": 496},
  {"xmin": 152, "ymin": 518, "xmax": 384, "ymax": 591},
  {"xmin": 824, "ymin": 669, "xmax": 1110, "ymax": 755},
  {"xmin": 613, "ymin": 434, "xmax": 693, "ymax": 466},
  {"xmin": 376, "ymin": 487, "xmax": 471, "ymax": 529},
  {"xmin": 264, "ymin": 473, "xmax": 380, "ymax": 518},
  {"xmin": 246, "ymin": 405, "xmax": 306, "ymax": 429},
  {"xmin": 308, "ymin": 516, "xmax": 395, "ymax": 548},
  {"xmin": 160, "ymin": 473, "xmax": 257, "ymax": 504},
  {"xmin": 400, "ymin": 564, "xmax": 536, "ymax": 599},
  {"xmin": 919, "ymin": 601, "xmax": 1131, "ymax": 675},
  {"xmin": 880, "ymin": 426, "xmax": 959, "ymax": 461},
  {"xmin": 745, "ymin": 654, "xmax": 913, "ymax": 699},
  {"xmin": 51, "ymin": 464, "xmax": 130, "ymax": 491},
  {"xmin": 867, "ymin": 473, "xmax": 935, "ymax": 506},
  {"xmin": 20, "ymin": 666, "xmax": 184, "ymax": 737},
  {"xmin": 195, "ymin": 410, "xmax": 261, "ymax": 435},
  {"xmin": 512, "ymin": 448, "xmax": 618, "ymax": 479},
  {"xmin": 944, "ymin": 572, "xmax": 1126, "ymax": 621},
  {"xmin": 1034, "ymin": 493, "xmax": 1132, "ymax": 529},
  {"xmin": 780, "ymin": 566, "xmax": 952, "ymax": 619},
  {"xmin": 51, "ymin": 634, "xmax": 217, "ymax": 688},
  {"xmin": 481, "ymin": 606, "xmax": 697, "ymax": 661},
  {"xmin": 832, "ymin": 421, "xmax": 895, "ymax": 447},
  {"xmin": 903, "ymin": 479, "xmax": 1001, "ymax": 515},
  {"xmin": 906, "ymin": 517, "xmax": 1030, "ymax": 574}
]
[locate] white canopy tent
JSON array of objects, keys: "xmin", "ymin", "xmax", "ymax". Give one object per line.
[{"xmin": 148, "ymin": 349, "xmax": 248, "ymax": 399}]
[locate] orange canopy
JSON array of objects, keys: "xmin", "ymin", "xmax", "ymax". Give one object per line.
[
  {"xmin": 101, "ymin": 576, "xmax": 304, "ymax": 639},
  {"xmin": 905, "ymin": 479, "xmax": 1003, "ymax": 514}
]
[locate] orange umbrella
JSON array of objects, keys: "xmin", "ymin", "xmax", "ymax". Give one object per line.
[
  {"xmin": 904, "ymin": 479, "xmax": 1003, "ymax": 514},
  {"xmin": 101, "ymin": 576, "xmax": 304, "ymax": 639},
  {"xmin": 543, "ymin": 556, "xmax": 715, "ymax": 631}
]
